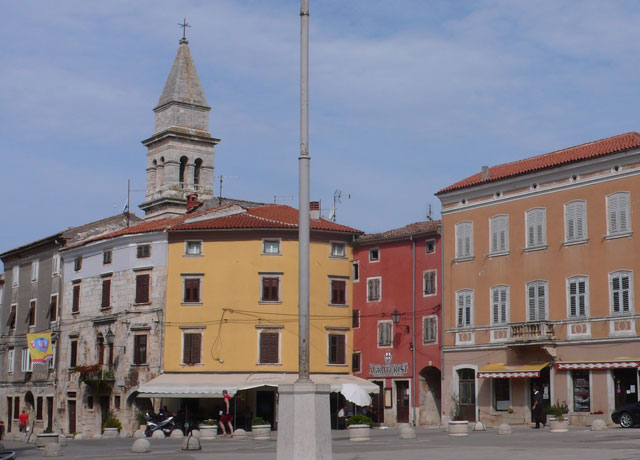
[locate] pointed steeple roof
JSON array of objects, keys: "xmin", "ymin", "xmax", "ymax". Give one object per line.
[{"xmin": 157, "ymin": 38, "xmax": 209, "ymax": 109}]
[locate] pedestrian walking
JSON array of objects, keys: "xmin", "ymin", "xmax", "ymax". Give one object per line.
[
  {"xmin": 532, "ymin": 385, "xmax": 545, "ymax": 429},
  {"xmin": 18, "ymin": 410, "xmax": 28, "ymax": 433},
  {"xmin": 219, "ymin": 389, "xmax": 234, "ymax": 437}
]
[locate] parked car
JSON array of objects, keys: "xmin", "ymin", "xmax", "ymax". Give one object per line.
[
  {"xmin": 0, "ymin": 452, "xmax": 16, "ymax": 460},
  {"xmin": 612, "ymin": 401, "xmax": 640, "ymax": 428}
]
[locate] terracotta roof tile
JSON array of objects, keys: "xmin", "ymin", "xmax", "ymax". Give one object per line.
[
  {"xmin": 358, "ymin": 220, "xmax": 441, "ymax": 243},
  {"xmin": 437, "ymin": 132, "xmax": 640, "ymax": 194}
]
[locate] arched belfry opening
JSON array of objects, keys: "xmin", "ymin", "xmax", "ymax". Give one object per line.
[
  {"xmin": 179, "ymin": 156, "xmax": 188, "ymax": 186},
  {"xmin": 194, "ymin": 158, "xmax": 202, "ymax": 188}
]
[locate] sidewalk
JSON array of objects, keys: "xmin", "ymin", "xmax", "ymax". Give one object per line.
[{"xmin": 3, "ymin": 425, "xmax": 640, "ymax": 460}]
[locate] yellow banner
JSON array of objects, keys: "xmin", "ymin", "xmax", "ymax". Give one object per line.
[{"xmin": 27, "ymin": 332, "xmax": 53, "ymax": 363}]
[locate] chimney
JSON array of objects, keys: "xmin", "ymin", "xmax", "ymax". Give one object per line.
[
  {"xmin": 310, "ymin": 201, "xmax": 320, "ymax": 220},
  {"xmin": 481, "ymin": 166, "xmax": 490, "ymax": 180},
  {"xmin": 186, "ymin": 194, "xmax": 199, "ymax": 212}
]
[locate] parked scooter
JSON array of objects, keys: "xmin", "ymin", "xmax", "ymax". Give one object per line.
[{"xmin": 145, "ymin": 411, "xmax": 175, "ymax": 437}]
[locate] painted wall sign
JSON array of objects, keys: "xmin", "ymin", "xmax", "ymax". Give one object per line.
[{"xmin": 369, "ymin": 362, "xmax": 409, "ymax": 377}]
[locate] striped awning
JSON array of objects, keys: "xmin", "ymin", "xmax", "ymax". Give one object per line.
[
  {"xmin": 477, "ymin": 362, "xmax": 549, "ymax": 378},
  {"xmin": 555, "ymin": 358, "xmax": 640, "ymax": 370}
]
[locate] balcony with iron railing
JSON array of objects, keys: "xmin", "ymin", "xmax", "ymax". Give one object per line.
[
  {"xmin": 73, "ymin": 364, "xmax": 115, "ymax": 394},
  {"xmin": 509, "ymin": 321, "xmax": 554, "ymax": 343}
]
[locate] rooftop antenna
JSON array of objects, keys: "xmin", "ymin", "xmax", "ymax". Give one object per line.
[
  {"xmin": 217, "ymin": 175, "xmax": 238, "ymax": 200},
  {"xmin": 427, "ymin": 204, "xmax": 433, "ymax": 221},
  {"xmin": 329, "ymin": 189, "xmax": 350, "ymax": 222}
]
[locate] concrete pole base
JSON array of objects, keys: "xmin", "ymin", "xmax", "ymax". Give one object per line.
[{"xmin": 276, "ymin": 383, "xmax": 332, "ymax": 460}]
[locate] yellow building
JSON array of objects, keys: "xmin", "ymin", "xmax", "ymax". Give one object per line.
[{"xmin": 137, "ymin": 202, "xmax": 374, "ymax": 428}]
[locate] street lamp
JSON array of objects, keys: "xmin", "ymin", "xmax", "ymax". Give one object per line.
[
  {"xmin": 105, "ymin": 328, "xmax": 115, "ymax": 346},
  {"xmin": 391, "ymin": 309, "xmax": 410, "ymax": 333}
]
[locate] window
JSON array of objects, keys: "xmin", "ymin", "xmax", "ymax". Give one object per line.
[
  {"xmin": 352, "ymin": 261, "xmax": 359, "ymax": 282},
  {"xmin": 610, "ymin": 271, "xmax": 632, "ymax": 314},
  {"xmin": 69, "ymin": 339, "xmax": 78, "ymax": 368},
  {"xmin": 352, "ymin": 351, "xmax": 361, "ymax": 373},
  {"xmin": 50, "ymin": 294, "xmax": 58, "ymax": 322},
  {"xmin": 378, "ymin": 321, "xmax": 393, "ymax": 347},
  {"xmin": 31, "ymin": 260, "xmax": 39, "ymax": 282},
  {"xmin": 455, "ymin": 222, "xmax": 473, "ymax": 258},
  {"xmin": 74, "ymin": 257, "xmax": 82, "ymax": 272},
  {"xmin": 7, "ymin": 305, "xmax": 16, "ymax": 330},
  {"xmin": 491, "ymin": 286, "xmax": 509, "ymax": 325},
  {"xmin": 87, "ymin": 396, "xmax": 94, "ymax": 410},
  {"xmin": 12, "ymin": 265, "xmax": 19, "ymax": 287},
  {"xmin": 369, "ymin": 248, "xmax": 380, "ymax": 262},
  {"xmin": 135, "ymin": 274, "xmax": 150, "ymax": 304},
  {"xmin": 458, "ymin": 369, "xmax": 476, "ymax": 406},
  {"xmin": 526, "ymin": 208, "xmax": 546, "ymax": 248},
  {"xmin": 526, "ymin": 280, "xmax": 548, "ymax": 321},
  {"xmin": 182, "ymin": 333, "xmax": 202, "ymax": 365},
  {"xmin": 328, "ymin": 334, "xmax": 346, "ymax": 364},
  {"xmin": 103, "ymin": 250, "xmax": 112, "ymax": 265},
  {"xmin": 72, "ymin": 282, "xmax": 80, "ymax": 313},
  {"xmin": 259, "ymin": 331, "xmax": 279, "ymax": 364},
  {"xmin": 262, "ymin": 240, "xmax": 280, "ymax": 255},
  {"xmin": 490, "ymin": 215, "xmax": 509, "ymax": 253},
  {"xmin": 193, "ymin": 158, "xmax": 202, "ymax": 186},
  {"xmin": 114, "ymin": 395, "xmax": 121, "ymax": 410},
  {"xmin": 21, "ymin": 348, "xmax": 32, "ymax": 372},
  {"xmin": 456, "ymin": 290, "xmax": 473, "ymax": 327},
  {"xmin": 137, "ymin": 244, "xmax": 151, "ymax": 259},
  {"xmin": 179, "ymin": 156, "xmax": 188, "ymax": 184},
  {"xmin": 567, "ymin": 277, "xmax": 588, "ymax": 318},
  {"xmin": 261, "ymin": 276, "xmax": 280, "ymax": 303},
  {"xmin": 185, "ymin": 241, "xmax": 202, "ymax": 256},
  {"xmin": 330, "ymin": 242, "xmax": 346, "ymax": 258},
  {"xmin": 28, "ymin": 300, "xmax": 36, "ymax": 327},
  {"xmin": 425, "ymin": 239, "xmax": 436, "ymax": 254},
  {"xmin": 367, "ymin": 277, "xmax": 381, "ymax": 302},
  {"xmin": 573, "ymin": 370, "xmax": 590, "ymax": 412},
  {"xmin": 330, "ymin": 279, "xmax": 347, "ymax": 305},
  {"xmin": 183, "ymin": 278, "xmax": 201, "ymax": 303},
  {"xmin": 133, "ymin": 335, "xmax": 147, "ymax": 365},
  {"xmin": 493, "ymin": 378, "xmax": 510, "ymax": 411},
  {"xmin": 352, "ymin": 310, "xmax": 360, "ymax": 328},
  {"xmin": 36, "ymin": 396, "xmax": 43, "ymax": 420},
  {"xmin": 565, "ymin": 201, "xmax": 587, "ymax": 242},
  {"xmin": 423, "ymin": 316, "xmax": 437, "ymax": 344},
  {"xmin": 97, "ymin": 334, "xmax": 105, "ymax": 366},
  {"xmin": 7, "ymin": 348, "xmax": 14, "ymax": 373},
  {"xmin": 101, "ymin": 279, "xmax": 111, "ymax": 308},
  {"xmin": 52, "ymin": 254, "xmax": 60, "ymax": 276},
  {"xmin": 423, "ymin": 270, "xmax": 436, "ymax": 296},
  {"xmin": 607, "ymin": 192, "xmax": 630, "ymax": 235}
]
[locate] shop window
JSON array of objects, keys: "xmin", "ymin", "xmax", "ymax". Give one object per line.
[
  {"xmin": 573, "ymin": 370, "xmax": 590, "ymax": 412},
  {"xmin": 493, "ymin": 378, "xmax": 510, "ymax": 411}
]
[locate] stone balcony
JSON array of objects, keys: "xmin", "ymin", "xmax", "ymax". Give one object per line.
[{"xmin": 509, "ymin": 321, "xmax": 554, "ymax": 343}]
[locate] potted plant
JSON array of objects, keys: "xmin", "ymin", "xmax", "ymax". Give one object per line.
[
  {"xmin": 198, "ymin": 419, "xmax": 217, "ymax": 440},
  {"xmin": 544, "ymin": 402, "xmax": 569, "ymax": 432},
  {"xmin": 136, "ymin": 412, "xmax": 147, "ymax": 431},
  {"xmin": 251, "ymin": 417, "xmax": 271, "ymax": 441},
  {"xmin": 346, "ymin": 414, "xmax": 373, "ymax": 442},
  {"xmin": 448, "ymin": 394, "xmax": 469, "ymax": 437},
  {"xmin": 102, "ymin": 413, "xmax": 122, "ymax": 438}
]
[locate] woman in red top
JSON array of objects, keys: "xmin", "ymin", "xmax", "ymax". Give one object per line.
[
  {"xmin": 18, "ymin": 410, "xmax": 28, "ymax": 432},
  {"xmin": 219, "ymin": 390, "xmax": 234, "ymax": 437}
]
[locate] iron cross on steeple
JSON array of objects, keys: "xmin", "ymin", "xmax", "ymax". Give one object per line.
[{"xmin": 179, "ymin": 18, "xmax": 191, "ymax": 40}]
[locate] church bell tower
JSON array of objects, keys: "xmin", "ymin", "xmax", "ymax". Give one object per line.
[{"xmin": 139, "ymin": 32, "xmax": 219, "ymax": 220}]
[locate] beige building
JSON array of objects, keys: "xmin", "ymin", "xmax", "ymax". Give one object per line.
[{"xmin": 437, "ymin": 132, "xmax": 640, "ymax": 426}]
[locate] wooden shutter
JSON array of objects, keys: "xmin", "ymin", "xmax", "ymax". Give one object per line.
[
  {"xmin": 331, "ymin": 280, "xmax": 346, "ymax": 304},
  {"xmin": 183, "ymin": 333, "xmax": 201, "ymax": 364},
  {"xmin": 259, "ymin": 332, "xmax": 279, "ymax": 364},
  {"xmin": 50, "ymin": 296, "xmax": 58, "ymax": 321},
  {"xmin": 537, "ymin": 283, "xmax": 546, "ymax": 320},
  {"xmin": 6, "ymin": 306, "xmax": 16, "ymax": 328},
  {"xmin": 183, "ymin": 334, "xmax": 192, "ymax": 363},
  {"xmin": 527, "ymin": 284, "xmax": 536, "ymax": 320},
  {"xmin": 569, "ymin": 281, "xmax": 577, "ymax": 317},
  {"xmin": 262, "ymin": 278, "xmax": 279, "ymax": 302},
  {"xmin": 134, "ymin": 335, "xmax": 147, "ymax": 365},
  {"xmin": 612, "ymin": 275, "xmax": 621, "ymax": 313},
  {"xmin": 72, "ymin": 284, "xmax": 80, "ymax": 313},
  {"xmin": 457, "ymin": 293, "xmax": 465, "ymax": 327},
  {"xmin": 352, "ymin": 310, "xmax": 360, "ymax": 328},
  {"xmin": 335, "ymin": 335, "xmax": 345, "ymax": 364},
  {"xmin": 101, "ymin": 279, "xmax": 111, "ymax": 308},
  {"xmin": 352, "ymin": 352, "xmax": 361, "ymax": 372},
  {"xmin": 622, "ymin": 274, "xmax": 631, "ymax": 312},
  {"xmin": 135, "ymin": 274, "xmax": 150, "ymax": 303},
  {"xmin": 70, "ymin": 341, "xmax": 77, "ymax": 368},
  {"xmin": 184, "ymin": 279, "xmax": 200, "ymax": 303},
  {"xmin": 29, "ymin": 301, "xmax": 35, "ymax": 326},
  {"xmin": 492, "ymin": 288, "xmax": 500, "ymax": 324},
  {"xmin": 500, "ymin": 288, "xmax": 507, "ymax": 323}
]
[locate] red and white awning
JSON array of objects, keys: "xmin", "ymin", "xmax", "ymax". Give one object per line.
[
  {"xmin": 477, "ymin": 362, "xmax": 549, "ymax": 379},
  {"xmin": 555, "ymin": 359, "xmax": 640, "ymax": 370}
]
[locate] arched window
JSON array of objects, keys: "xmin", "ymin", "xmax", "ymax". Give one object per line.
[
  {"xmin": 157, "ymin": 157, "xmax": 165, "ymax": 187},
  {"xmin": 194, "ymin": 159, "xmax": 202, "ymax": 187},
  {"xmin": 151, "ymin": 160, "xmax": 158, "ymax": 189},
  {"xmin": 179, "ymin": 156, "xmax": 188, "ymax": 186}
]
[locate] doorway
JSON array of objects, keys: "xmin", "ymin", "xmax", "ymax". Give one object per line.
[
  {"xmin": 256, "ymin": 391, "xmax": 275, "ymax": 427},
  {"xmin": 46, "ymin": 397, "xmax": 54, "ymax": 431},
  {"xmin": 614, "ymin": 369, "xmax": 638, "ymax": 410},
  {"xmin": 395, "ymin": 380, "xmax": 410, "ymax": 423},
  {"xmin": 458, "ymin": 368, "xmax": 476, "ymax": 422},
  {"xmin": 68, "ymin": 400, "xmax": 76, "ymax": 434},
  {"xmin": 6, "ymin": 397, "xmax": 12, "ymax": 433},
  {"xmin": 99, "ymin": 396, "xmax": 110, "ymax": 428},
  {"xmin": 530, "ymin": 365, "xmax": 551, "ymax": 411},
  {"xmin": 371, "ymin": 381, "xmax": 384, "ymax": 425},
  {"xmin": 419, "ymin": 366, "xmax": 442, "ymax": 424}
]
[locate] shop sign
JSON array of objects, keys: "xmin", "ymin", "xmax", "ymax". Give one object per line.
[{"xmin": 369, "ymin": 362, "xmax": 409, "ymax": 377}]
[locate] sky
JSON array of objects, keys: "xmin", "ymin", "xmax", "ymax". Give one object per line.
[{"xmin": 3, "ymin": 0, "xmax": 640, "ymax": 263}]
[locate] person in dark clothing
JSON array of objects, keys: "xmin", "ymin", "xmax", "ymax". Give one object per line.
[{"xmin": 532, "ymin": 385, "xmax": 544, "ymax": 429}]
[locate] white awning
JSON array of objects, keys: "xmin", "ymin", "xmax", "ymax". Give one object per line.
[{"xmin": 136, "ymin": 373, "xmax": 379, "ymax": 402}]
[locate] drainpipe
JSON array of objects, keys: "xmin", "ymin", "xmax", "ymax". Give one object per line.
[
  {"xmin": 439, "ymin": 226, "xmax": 445, "ymax": 423},
  {"xmin": 410, "ymin": 235, "xmax": 416, "ymax": 426}
]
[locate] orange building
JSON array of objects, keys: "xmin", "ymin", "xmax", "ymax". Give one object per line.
[{"xmin": 437, "ymin": 132, "xmax": 640, "ymax": 426}]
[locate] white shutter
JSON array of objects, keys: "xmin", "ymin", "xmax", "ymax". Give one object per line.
[
  {"xmin": 8, "ymin": 349, "xmax": 14, "ymax": 373},
  {"xmin": 537, "ymin": 283, "xmax": 546, "ymax": 320},
  {"xmin": 500, "ymin": 287, "xmax": 508, "ymax": 323},
  {"xmin": 619, "ymin": 194, "xmax": 629, "ymax": 232},
  {"xmin": 492, "ymin": 288, "xmax": 499, "ymax": 324},
  {"xmin": 456, "ymin": 223, "xmax": 473, "ymax": 258},
  {"xmin": 569, "ymin": 280, "xmax": 577, "ymax": 317},
  {"xmin": 609, "ymin": 193, "xmax": 630, "ymax": 234},
  {"xmin": 575, "ymin": 202, "xmax": 585, "ymax": 239},
  {"xmin": 457, "ymin": 292, "xmax": 465, "ymax": 327},
  {"xmin": 491, "ymin": 216, "xmax": 508, "ymax": 252}
]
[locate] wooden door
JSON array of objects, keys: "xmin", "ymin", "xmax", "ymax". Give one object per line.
[
  {"xmin": 6, "ymin": 397, "xmax": 12, "ymax": 433},
  {"xmin": 371, "ymin": 381, "xmax": 384, "ymax": 425},
  {"xmin": 46, "ymin": 397, "xmax": 53, "ymax": 431},
  {"xmin": 396, "ymin": 381, "xmax": 410, "ymax": 423},
  {"xmin": 458, "ymin": 369, "xmax": 476, "ymax": 422},
  {"xmin": 68, "ymin": 400, "xmax": 76, "ymax": 434}
]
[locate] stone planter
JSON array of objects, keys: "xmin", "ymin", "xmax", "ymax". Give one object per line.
[
  {"xmin": 198, "ymin": 424, "xmax": 217, "ymax": 440},
  {"xmin": 251, "ymin": 424, "xmax": 271, "ymax": 441},
  {"xmin": 448, "ymin": 420, "xmax": 469, "ymax": 437},
  {"xmin": 347, "ymin": 424, "xmax": 371, "ymax": 442},
  {"xmin": 548, "ymin": 419, "xmax": 569, "ymax": 433},
  {"xmin": 36, "ymin": 433, "xmax": 60, "ymax": 448},
  {"xmin": 102, "ymin": 427, "xmax": 119, "ymax": 438}
]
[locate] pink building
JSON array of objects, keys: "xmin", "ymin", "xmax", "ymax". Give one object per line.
[{"xmin": 352, "ymin": 221, "xmax": 442, "ymax": 426}]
